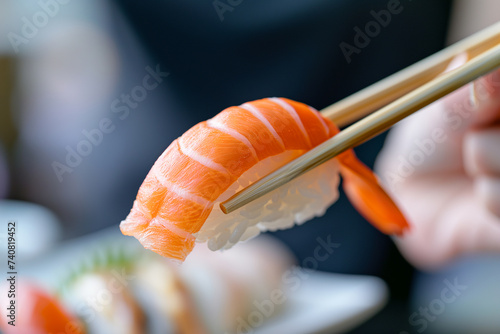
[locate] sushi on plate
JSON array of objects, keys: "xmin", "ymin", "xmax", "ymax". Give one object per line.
[{"xmin": 0, "ymin": 236, "xmax": 293, "ymax": 334}]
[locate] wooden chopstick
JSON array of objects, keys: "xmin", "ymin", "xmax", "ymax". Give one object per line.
[
  {"xmin": 220, "ymin": 29, "xmax": 500, "ymax": 214},
  {"xmin": 322, "ymin": 20, "xmax": 500, "ymax": 127}
]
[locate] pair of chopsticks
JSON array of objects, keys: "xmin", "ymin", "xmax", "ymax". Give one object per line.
[{"xmin": 221, "ymin": 21, "xmax": 500, "ymax": 214}]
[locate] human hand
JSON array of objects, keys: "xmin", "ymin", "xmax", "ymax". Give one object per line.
[{"xmin": 375, "ymin": 55, "xmax": 500, "ymax": 269}]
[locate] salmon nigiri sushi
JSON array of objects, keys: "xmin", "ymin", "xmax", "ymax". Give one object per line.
[{"xmin": 120, "ymin": 98, "xmax": 409, "ymax": 261}]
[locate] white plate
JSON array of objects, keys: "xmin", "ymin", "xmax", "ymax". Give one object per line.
[
  {"xmin": 255, "ymin": 271, "xmax": 388, "ymax": 334},
  {"xmin": 20, "ymin": 227, "xmax": 388, "ymax": 334}
]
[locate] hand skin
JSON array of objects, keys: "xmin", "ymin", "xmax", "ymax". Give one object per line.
[{"xmin": 376, "ymin": 55, "xmax": 500, "ymax": 270}]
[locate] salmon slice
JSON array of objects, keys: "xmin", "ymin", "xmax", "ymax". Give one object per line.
[
  {"xmin": 120, "ymin": 98, "xmax": 409, "ymax": 261},
  {"xmin": 0, "ymin": 282, "xmax": 85, "ymax": 334}
]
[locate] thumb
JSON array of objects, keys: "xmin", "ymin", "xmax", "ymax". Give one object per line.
[{"xmin": 440, "ymin": 54, "xmax": 500, "ymax": 130}]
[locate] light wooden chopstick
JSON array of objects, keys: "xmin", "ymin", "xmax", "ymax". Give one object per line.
[{"xmin": 220, "ymin": 22, "xmax": 500, "ymax": 214}]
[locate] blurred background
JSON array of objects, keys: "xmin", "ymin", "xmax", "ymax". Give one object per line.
[{"xmin": 1, "ymin": 0, "xmax": 500, "ymax": 333}]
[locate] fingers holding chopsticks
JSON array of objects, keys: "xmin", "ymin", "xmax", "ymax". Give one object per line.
[
  {"xmin": 440, "ymin": 56, "xmax": 500, "ymax": 130},
  {"xmin": 448, "ymin": 61, "xmax": 500, "ymax": 219},
  {"xmin": 464, "ymin": 126, "xmax": 500, "ymax": 217},
  {"xmin": 375, "ymin": 60, "xmax": 500, "ymax": 268}
]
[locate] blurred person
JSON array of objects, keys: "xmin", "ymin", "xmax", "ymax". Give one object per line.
[{"xmin": 8, "ymin": 0, "xmax": 500, "ymax": 333}]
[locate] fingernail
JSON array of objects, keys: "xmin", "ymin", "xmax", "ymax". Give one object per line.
[
  {"xmin": 444, "ymin": 53, "xmax": 468, "ymax": 73},
  {"xmin": 472, "ymin": 72, "xmax": 499, "ymax": 104}
]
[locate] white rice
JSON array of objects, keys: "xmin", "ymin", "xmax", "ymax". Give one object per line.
[{"xmin": 194, "ymin": 150, "xmax": 340, "ymax": 251}]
